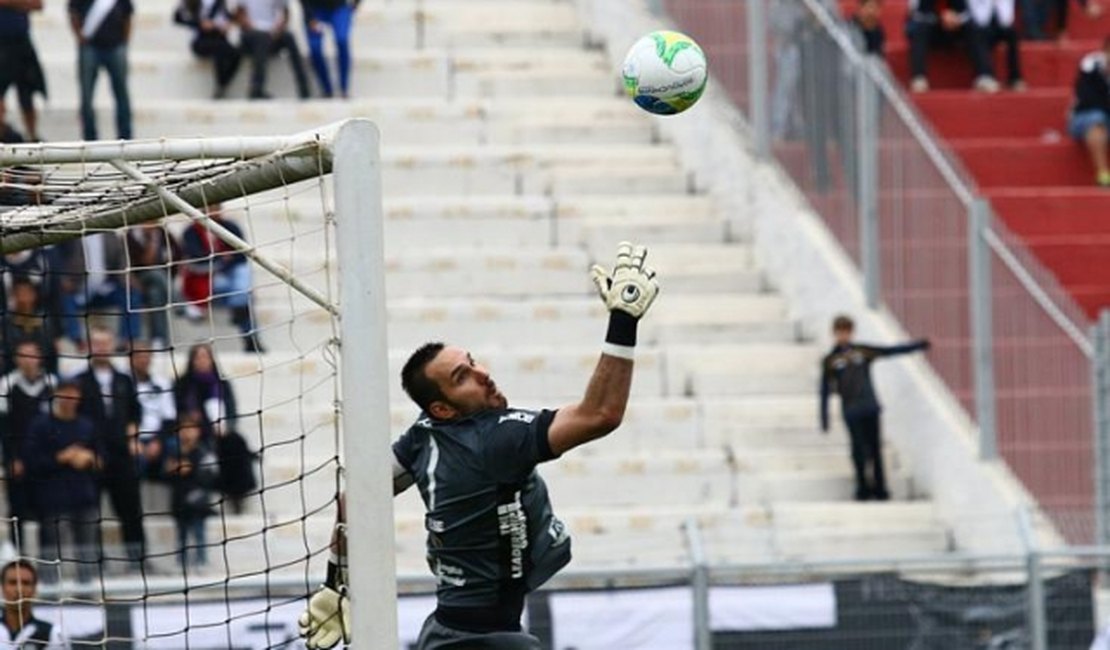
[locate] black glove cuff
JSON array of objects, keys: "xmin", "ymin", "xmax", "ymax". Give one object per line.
[
  {"xmin": 325, "ymin": 560, "xmax": 343, "ymax": 589},
  {"xmin": 605, "ymin": 310, "xmax": 638, "ymax": 347}
]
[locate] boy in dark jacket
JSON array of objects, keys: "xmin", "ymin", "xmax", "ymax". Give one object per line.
[{"xmin": 819, "ymin": 315, "xmax": 929, "ymax": 501}]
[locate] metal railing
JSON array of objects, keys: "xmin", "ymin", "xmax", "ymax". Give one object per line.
[{"xmin": 663, "ymin": 0, "xmax": 1109, "ymax": 546}]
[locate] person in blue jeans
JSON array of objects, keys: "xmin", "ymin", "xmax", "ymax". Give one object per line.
[
  {"xmin": 68, "ymin": 0, "xmax": 133, "ymax": 140},
  {"xmin": 300, "ymin": 0, "xmax": 356, "ymax": 98},
  {"xmin": 1068, "ymin": 36, "xmax": 1110, "ymax": 187}
]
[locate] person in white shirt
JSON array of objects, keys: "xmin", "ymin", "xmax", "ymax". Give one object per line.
[
  {"xmin": 129, "ymin": 340, "xmax": 175, "ymax": 479},
  {"xmin": 236, "ymin": 0, "xmax": 310, "ymax": 100},
  {"xmin": 967, "ymin": 0, "xmax": 1026, "ymax": 92}
]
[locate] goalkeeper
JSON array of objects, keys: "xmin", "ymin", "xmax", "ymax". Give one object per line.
[{"xmin": 299, "ymin": 242, "xmax": 660, "ymax": 649}]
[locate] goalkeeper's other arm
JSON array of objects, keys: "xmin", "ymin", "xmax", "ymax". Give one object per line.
[
  {"xmin": 299, "ymin": 495, "xmax": 349, "ymax": 649},
  {"xmin": 298, "ymin": 461, "xmax": 415, "ymax": 648}
]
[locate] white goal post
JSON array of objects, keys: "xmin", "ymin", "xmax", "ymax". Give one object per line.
[{"xmin": 0, "ymin": 119, "xmax": 397, "ymax": 648}]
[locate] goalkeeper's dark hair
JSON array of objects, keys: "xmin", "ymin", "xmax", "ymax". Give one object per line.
[{"xmin": 402, "ymin": 342, "xmax": 448, "ymax": 413}]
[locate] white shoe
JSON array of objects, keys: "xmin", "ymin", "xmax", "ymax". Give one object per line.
[
  {"xmin": 182, "ymin": 304, "xmax": 204, "ymax": 322},
  {"xmin": 1010, "ymin": 79, "xmax": 1028, "ymax": 92},
  {"xmin": 910, "ymin": 76, "xmax": 930, "ymax": 93},
  {"xmin": 973, "ymin": 76, "xmax": 1001, "ymax": 93}
]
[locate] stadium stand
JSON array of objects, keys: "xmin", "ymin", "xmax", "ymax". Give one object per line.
[{"xmin": 849, "ymin": 0, "xmax": 1110, "ymax": 317}]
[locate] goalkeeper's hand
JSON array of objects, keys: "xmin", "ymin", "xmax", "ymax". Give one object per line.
[
  {"xmin": 298, "ymin": 585, "xmax": 350, "ymax": 649},
  {"xmin": 590, "ymin": 241, "xmax": 660, "ymax": 319}
]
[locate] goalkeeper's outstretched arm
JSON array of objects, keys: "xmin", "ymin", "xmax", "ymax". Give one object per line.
[{"xmin": 547, "ymin": 241, "xmax": 659, "ymax": 456}]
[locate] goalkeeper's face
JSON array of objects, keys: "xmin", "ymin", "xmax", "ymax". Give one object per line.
[{"xmin": 425, "ymin": 346, "xmax": 508, "ymax": 420}]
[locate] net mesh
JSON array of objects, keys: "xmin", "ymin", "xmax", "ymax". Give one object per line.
[{"xmin": 0, "ymin": 137, "xmax": 343, "ymax": 648}]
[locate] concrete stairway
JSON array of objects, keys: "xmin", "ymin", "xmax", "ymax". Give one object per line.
[{"xmin": 26, "ymin": 0, "xmax": 956, "ymax": 583}]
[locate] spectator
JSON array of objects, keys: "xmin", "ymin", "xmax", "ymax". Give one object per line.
[
  {"xmin": 1, "ymin": 246, "xmax": 61, "ymax": 315},
  {"xmin": 72, "ymin": 326, "xmax": 146, "ymax": 565},
  {"xmin": 0, "ymin": 560, "xmax": 66, "ymax": 647},
  {"xmin": 1021, "ymin": 0, "xmax": 1102, "ymax": 40},
  {"xmin": 819, "ymin": 315, "xmax": 930, "ymax": 501},
  {"xmin": 969, "ymin": 0, "xmax": 1026, "ymax": 90},
  {"xmin": 23, "ymin": 380, "xmax": 101, "ymax": 583},
  {"xmin": 906, "ymin": 0, "xmax": 997, "ymax": 92},
  {"xmin": 125, "ymin": 224, "xmax": 172, "ymax": 349},
  {"xmin": 854, "ymin": 0, "xmax": 887, "ymax": 56},
  {"xmin": 68, "ymin": 0, "xmax": 133, "ymax": 140},
  {"xmin": 1069, "ymin": 36, "xmax": 1110, "ymax": 187},
  {"xmin": 57, "ymin": 233, "xmax": 143, "ymax": 346},
  {"xmin": 237, "ymin": 0, "xmax": 310, "ymax": 100},
  {"xmin": 2, "ymin": 279, "xmax": 59, "ymax": 376},
  {"xmin": 0, "ymin": 0, "xmax": 47, "ymax": 142},
  {"xmin": 174, "ymin": 343, "xmax": 256, "ymax": 513},
  {"xmin": 164, "ymin": 411, "xmax": 218, "ymax": 568},
  {"xmin": 179, "ymin": 206, "xmax": 266, "ymax": 353},
  {"xmin": 0, "ymin": 340, "xmax": 56, "ymax": 548},
  {"xmin": 129, "ymin": 340, "xmax": 175, "ymax": 480},
  {"xmin": 301, "ymin": 0, "xmax": 356, "ymax": 99},
  {"xmin": 173, "ymin": 0, "xmax": 242, "ymax": 99}
]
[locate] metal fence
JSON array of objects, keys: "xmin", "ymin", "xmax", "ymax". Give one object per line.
[{"xmin": 662, "ymin": 0, "xmax": 1109, "ymax": 547}]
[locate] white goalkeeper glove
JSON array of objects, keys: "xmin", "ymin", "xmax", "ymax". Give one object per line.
[
  {"xmin": 590, "ymin": 241, "xmax": 659, "ymax": 319},
  {"xmin": 298, "ymin": 585, "xmax": 350, "ymax": 649}
]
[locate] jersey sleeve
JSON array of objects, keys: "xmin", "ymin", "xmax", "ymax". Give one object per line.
[
  {"xmin": 483, "ymin": 409, "xmax": 558, "ymax": 484},
  {"xmin": 392, "ymin": 427, "xmax": 417, "ymax": 472}
]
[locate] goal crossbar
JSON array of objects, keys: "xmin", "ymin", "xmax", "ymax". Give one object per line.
[{"xmin": 0, "ymin": 125, "xmax": 342, "ymax": 254}]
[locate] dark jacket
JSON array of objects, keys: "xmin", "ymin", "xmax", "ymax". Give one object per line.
[
  {"xmin": 23, "ymin": 413, "xmax": 102, "ymax": 514},
  {"xmin": 1073, "ymin": 52, "xmax": 1110, "ymax": 115},
  {"xmin": 173, "ymin": 375, "xmax": 256, "ymax": 496},
  {"xmin": 820, "ymin": 340, "xmax": 929, "ymax": 428},
  {"xmin": 164, "ymin": 439, "xmax": 220, "ymax": 519},
  {"xmin": 74, "ymin": 366, "xmax": 141, "ymax": 461}
]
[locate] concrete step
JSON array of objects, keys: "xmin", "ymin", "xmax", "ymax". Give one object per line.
[
  {"xmin": 37, "ymin": 48, "xmax": 617, "ymax": 105},
  {"xmin": 215, "ymin": 203, "xmax": 727, "ymax": 250},
  {"xmin": 666, "ymin": 344, "xmax": 821, "ymax": 398},
  {"xmin": 250, "ymin": 293, "xmax": 794, "ymax": 353},
  {"xmin": 38, "ymin": 98, "xmax": 656, "ymax": 145}
]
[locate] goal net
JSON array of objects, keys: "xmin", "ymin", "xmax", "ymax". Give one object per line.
[{"xmin": 0, "ymin": 120, "xmax": 395, "ymax": 648}]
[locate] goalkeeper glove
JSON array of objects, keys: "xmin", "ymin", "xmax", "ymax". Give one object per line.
[
  {"xmin": 298, "ymin": 584, "xmax": 350, "ymax": 649},
  {"xmin": 590, "ymin": 241, "xmax": 660, "ymax": 320}
]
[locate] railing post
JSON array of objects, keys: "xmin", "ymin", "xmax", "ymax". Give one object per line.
[
  {"xmin": 1017, "ymin": 507, "xmax": 1048, "ymax": 650},
  {"xmin": 1093, "ymin": 310, "xmax": 1110, "ymax": 547},
  {"xmin": 969, "ymin": 198, "xmax": 997, "ymax": 460},
  {"xmin": 684, "ymin": 518, "xmax": 711, "ymax": 650},
  {"xmin": 747, "ymin": 0, "xmax": 770, "ymax": 158},
  {"xmin": 856, "ymin": 58, "xmax": 880, "ymax": 308}
]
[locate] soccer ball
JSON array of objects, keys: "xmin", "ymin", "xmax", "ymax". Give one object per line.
[{"xmin": 621, "ymin": 30, "xmax": 708, "ymax": 116}]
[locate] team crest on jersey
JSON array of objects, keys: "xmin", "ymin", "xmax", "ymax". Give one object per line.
[{"xmin": 498, "ymin": 411, "xmax": 536, "ymax": 425}]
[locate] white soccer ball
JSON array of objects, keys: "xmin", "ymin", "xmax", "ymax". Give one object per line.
[{"xmin": 621, "ymin": 30, "xmax": 709, "ymax": 116}]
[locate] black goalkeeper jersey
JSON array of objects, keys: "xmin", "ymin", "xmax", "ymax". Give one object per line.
[{"xmin": 392, "ymin": 407, "xmax": 572, "ymax": 630}]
